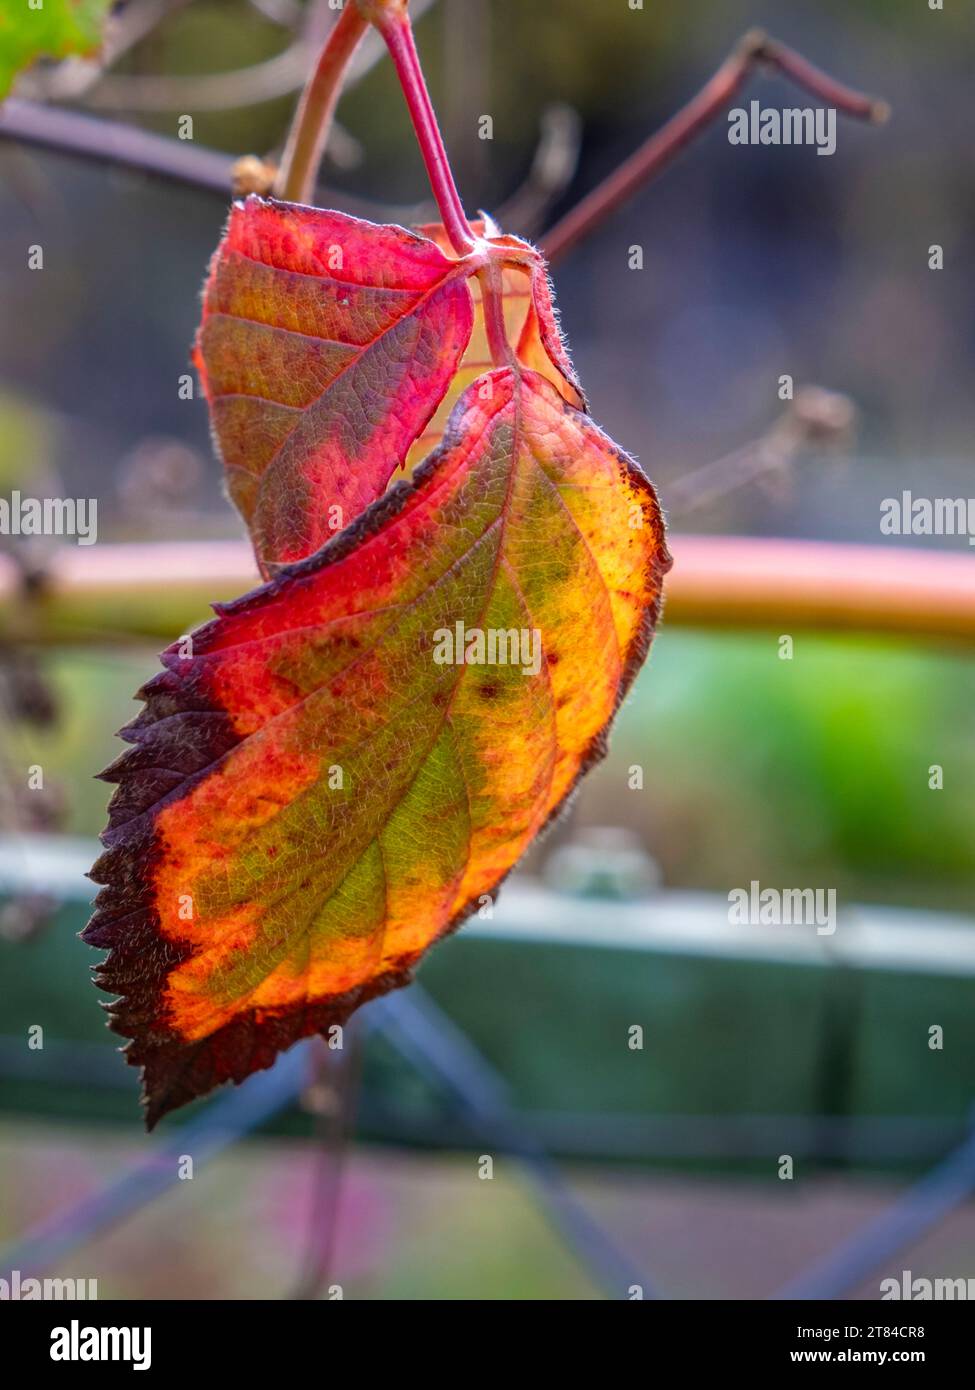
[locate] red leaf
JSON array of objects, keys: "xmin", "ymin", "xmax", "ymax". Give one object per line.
[{"xmin": 194, "ymin": 196, "xmax": 476, "ymax": 574}]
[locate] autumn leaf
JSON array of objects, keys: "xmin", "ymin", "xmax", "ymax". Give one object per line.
[
  {"xmin": 85, "ymin": 366, "xmax": 670, "ymax": 1127},
  {"xmin": 194, "ymin": 200, "xmax": 587, "ymax": 572},
  {"xmin": 194, "ymin": 197, "xmax": 477, "ymax": 575},
  {"xmin": 0, "ymin": 0, "xmax": 111, "ymax": 100}
]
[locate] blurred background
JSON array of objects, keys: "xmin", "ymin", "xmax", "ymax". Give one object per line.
[{"xmin": 0, "ymin": 0, "xmax": 973, "ymax": 1300}]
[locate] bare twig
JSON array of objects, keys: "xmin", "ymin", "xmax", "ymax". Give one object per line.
[
  {"xmin": 17, "ymin": 0, "xmax": 433, "ymax": 177},
  {"xmin": 82, "ymin": 45, "xmax": 311, "ymax": 111},
  {"xmin": 665, "ymin": 387, "xmax": 856, "ymax": 516},
  {"xmin": 71, "ymin": 0, "xmax": 435, "ymax": 128},
  {"xmin": 541, "ymin": 29, "xmax": 889, "ymax": 265},
  {"xmin": 79, "ymin": 44, "xmax": 363, "ymax": 171},
  {"xmin": 0, "ymin": 97, "xmax": 238, "ymax": 195},
  {"xmin": 275, "ymin": 4, "xmax": 370, "ymax": 202},
  {"xmin": 1, "ymin": 23, "xmax": 885, "ymax": 254},
  {"xmin": 0, "ymin": 98, "xmax": 414, "ymax": 221}
]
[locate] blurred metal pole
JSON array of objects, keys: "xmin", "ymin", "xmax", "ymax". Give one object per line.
[
  {"xmin": 0, "ymin": 1041, "xmax": 310, "ymax": 1279},
  {"xmin": 288, "ymin": 1029, "xmax": 363, "ymax": 1301},
  {"xmin": 774, "ymin": 1113, "xmax": 975, "ymax": 1300},
  {"xmin": 370, "ymin": 986, "xmax": 659, "ymax": 1300}
]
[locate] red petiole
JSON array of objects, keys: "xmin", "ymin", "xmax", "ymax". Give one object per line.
[
  {"xmin": 368, "ymin": 3, "xmax": 476, "ymax": 258},
  {"xmin": 278, "ymin": 0, "xmax": 518, "ymax": 370}
]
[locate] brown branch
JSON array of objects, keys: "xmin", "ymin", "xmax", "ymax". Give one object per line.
[
  {"xmin": 0, "ymin": 98, "xmax": 419, "ymax": 221},
  {"xmin": 275, "ymin": 4, "xmax": 369, "ymax": 204},
  {"xmin": 1, "ymin": 26, "xmax": 887, "ymax": 259},
  {"xmin": 541, "ymin": 29, "xmax": 889, "ymax": 265},
  {"xmin": 0, "ymin": 97, "xmax": 237, "ymax": 194}
]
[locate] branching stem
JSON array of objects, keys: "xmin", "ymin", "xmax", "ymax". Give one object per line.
[{"xmin": 541, "ymin": 29, "xmax": 889, "ymax": 264}]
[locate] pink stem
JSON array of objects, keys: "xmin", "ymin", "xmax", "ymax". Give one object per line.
[
  {"xmin": 373, "ymin": 9, "xmax": 475, "ymax": 256},
  {"xmin": 478, "ymin": 262, "xmax": 516, "ymax": 371}
]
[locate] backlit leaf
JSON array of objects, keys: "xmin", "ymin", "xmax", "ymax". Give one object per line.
[
  {"xmin": 194, "ymin": 197, "xmax": 476, "ymax": 575},
  {"xmin": 85, "ymin": 367, "xmax": 670, "ymax": 1126}
]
